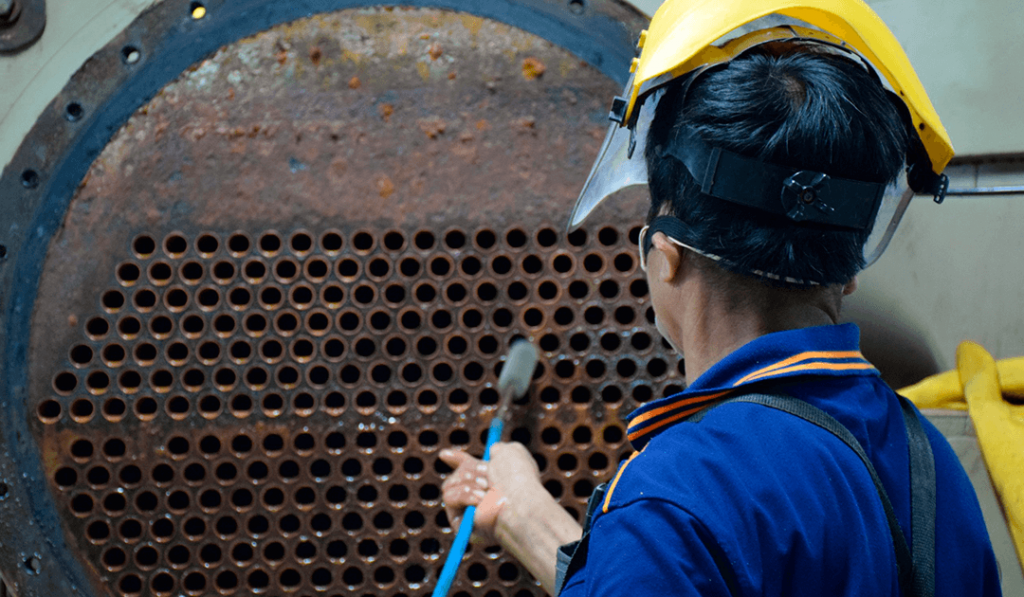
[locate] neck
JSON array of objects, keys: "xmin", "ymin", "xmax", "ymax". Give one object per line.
[{"xmin": 676, "ymin": 277, "xmax": 842, "ymax": 381}]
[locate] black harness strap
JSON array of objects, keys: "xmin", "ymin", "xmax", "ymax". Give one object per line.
[
  {"xmin": 697, "ymin": 395, "xmax": 915, "ymax": 594},
  {"xmin": 554, "ymin": 483, "xmax": 606, "ymax": 594},
  {"xmin": 690, "ymin": 393, "xmax": 935, "ymax": 597},
  {"xmin": 556, "ymin": 393, "xmax": 937, "ymax": 597},
  {"xmin": 901, "ymin": 396, "xmax": 937, "ymax": 597}
]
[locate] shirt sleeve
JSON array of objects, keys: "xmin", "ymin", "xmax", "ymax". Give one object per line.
[{"xmin": 560, "ymin": 499, "xmax": 740, "ymax": 597}]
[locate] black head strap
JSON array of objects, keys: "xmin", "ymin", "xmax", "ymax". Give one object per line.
[
  {"xmin": 657, "ymin": 127, "xmax": 888, "ymax": 230},
  {"xmin": 642, "ymin": 216, "xmax": 694, "ymax": 261}
]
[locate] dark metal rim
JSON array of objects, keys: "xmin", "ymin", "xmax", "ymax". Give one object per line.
[{"xmin": 0, "ymin": 0, "xmax": 645, "ymax": 594}]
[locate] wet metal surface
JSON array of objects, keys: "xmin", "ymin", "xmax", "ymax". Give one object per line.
[{"xmin": 4, "ymin": 2, "xmax": 658, "ymax": 596}]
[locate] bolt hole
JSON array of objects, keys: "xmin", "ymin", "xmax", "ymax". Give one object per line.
[
  {"xmin": 65, "ymin": 102, "xmax": 85, "ymax": 122},
  {"xmin": 0, "ymin": 244, "xmax": 6, "ymax": 259},
  {"xmin": 190, "ymin": 1, "xmax": 206, "ymax": 19},
  {"xmin": 21, "ymin": 169, "xmax": 40, "ymax": 189},
  {"xmin": 121, "ymin": 45, "xmax": 141, "ymax": 64},
  {"xmin": 24, "ymin": 556, "xmax": 41, "ymax": 575},
  {"xmin": 568, "ymin": 0, "xmax": 586, "ymax": 14}
]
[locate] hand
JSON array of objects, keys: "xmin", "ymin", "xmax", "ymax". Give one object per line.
[
  {"xmin": 441, "ymin": 442, "xmax": 580, "ymax": 593},
  {"xmin": 439, "ymin": 449, "xmax": 503, "ymax": 539},
  {"xmin": 439, "ymin": 441, "xmax": 543, "ymax": 539}
]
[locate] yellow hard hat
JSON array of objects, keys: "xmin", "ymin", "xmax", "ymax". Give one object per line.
[{"xmin": 569, "ymin": 0, "xmax": 953, "ymax": 267}]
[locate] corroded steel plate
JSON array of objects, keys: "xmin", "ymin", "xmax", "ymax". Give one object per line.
[{"xmin": 1, "ymin": 1, "xmax": 658, "ymax": 596}]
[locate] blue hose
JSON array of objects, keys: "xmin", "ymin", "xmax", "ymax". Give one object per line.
[{"xmin": 431, "ymin": 418, "xmax": 505, "ymax": 597}]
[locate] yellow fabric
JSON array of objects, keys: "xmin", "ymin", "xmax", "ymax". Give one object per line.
[
  {"xmin": 629, "ymin": 0, "xmax": 953, "ymax": 174},
  {"xmin": 899, "ymin": 356, "xmax": 1024, "ymax": 408},
  {"xmin": 896, "ymin": 368, "xmax": 966, "ymax": 411},
  {"xmin": 899, "ymin": 343, "xmax": 1024, "ymax": 570}
]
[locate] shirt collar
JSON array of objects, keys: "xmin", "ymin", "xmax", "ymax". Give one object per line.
[{"xmin": 625, "ymin": 323, "xmax": 878, "ymax": 450}]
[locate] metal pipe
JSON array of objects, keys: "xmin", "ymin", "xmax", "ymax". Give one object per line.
[{"xmin": 946, "ymin": 185, "xmax": 1024, "ymax": 196}]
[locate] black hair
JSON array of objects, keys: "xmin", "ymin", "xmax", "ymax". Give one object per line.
[{"xmin": 645, "ymin": 46, "xmax": 909, "ymax": 285}]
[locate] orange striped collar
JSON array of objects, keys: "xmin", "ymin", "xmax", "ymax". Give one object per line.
[{"xmin": 625, "ymin": 324, "xmax": 877, "ymax": 449}]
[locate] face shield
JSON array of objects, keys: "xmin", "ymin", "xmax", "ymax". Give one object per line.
[
  {"xmin": 863, "ymin": 179, "xmax": 914, "ymax": 266},
  {"xmin": 568, "ymin": 7, "xmax": 953, "ymax": 276},
  {"xmin": 567, "ymin": 81, "xmax": 661, "ymax": 231}
]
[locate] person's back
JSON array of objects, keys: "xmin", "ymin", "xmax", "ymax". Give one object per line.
[
  {"xmin": 575, "ymin": 325, "xmax": 999, "ymax": 596},
  {"xmin": 439, "ymin": 2, "xmax": 1002, "ymax": 594}
]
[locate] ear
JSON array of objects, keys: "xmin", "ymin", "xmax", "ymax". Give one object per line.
[
  {"xmin": 650, "ymin": 232, "xmax": 683, "ymax": 283},
  {"xmin": 843, "ymin": 276, "xmax": 858, "ymax": 296}
]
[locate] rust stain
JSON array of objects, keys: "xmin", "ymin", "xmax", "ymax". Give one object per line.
[
  {"xmin": 416, "ymin": 61, "xmax": 431, "ymax": 81},
  {"xmin": 476, "ymin": 119, "xmax": 490, "ymax": 131},
  {"xmin": 348, "ymin": 76, "xmax": 361, "ymax": 89},
  {"xmin": 458, "ymin": 13, "xmax": 484, "ymax": 37},
  {"xmin": 522, "ymin": 56, "xmax": 546, "ymax": 80},
  {"xmin": 379, "ymin": 103, "xmax": 395, "ymax": 122},
  {"xmin": 376, "ymin": 174, "xmax": 396, "ymax": 198},
  {"xmin": 340, "ymin": 48, "xmax": 362, "ymax": 64},
  {"xmin": 515, "ymin": 116, "xmax": 537, "ymax": 130},
  {"xmin": 428, "ymin": 43, "xmax": 443, "ymax": 61},
  {"xmin": 448, "ymin": 71, "xmax": 457, "ymax": 80},
  {"xmin": 418, "ymin": 117, "xmax": 446, "ymax": 139},
  {"xmin": 309, "ymin": 46, "xmax": 323, "ymax": 66},
  {"xmin": 326, "ymin": 156, "xmax": 348, "ymax": 187}
]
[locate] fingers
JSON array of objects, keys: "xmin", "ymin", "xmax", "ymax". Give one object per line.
[
  {"xmin": 438, "ymin": 448, "xmax": 476, "ymax": 469},
  {"xmin": 441, "ymin": 466, "xmax": 490, "ymax": 506},
  {"xmin": 442, "ymin": 483, "xmax": 488, "ymax": 507},
  {"xmin": 445, "ymin": 503, "xmax": 462, "ymax": 533},
  {"xmin": 443, "ymin": 486, "xmax": 507, "ymax": 541},
  {"xmin": 441, "ymin": 449, "xmax": 489, "ymax": 535}
]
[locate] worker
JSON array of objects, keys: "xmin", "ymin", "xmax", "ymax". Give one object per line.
[{"xmin": 440, "ymin": 0, "xmax": 1001, "ymax": 595}]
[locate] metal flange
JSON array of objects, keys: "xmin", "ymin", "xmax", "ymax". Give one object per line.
[{"xmin": 0, "ymin": 1, "xmax": 647, "ymax": 595}]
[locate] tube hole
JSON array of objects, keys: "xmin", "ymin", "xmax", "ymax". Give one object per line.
[{"xmin": 121, "ymin": 45, "xmax": 142, "ymax": 64}]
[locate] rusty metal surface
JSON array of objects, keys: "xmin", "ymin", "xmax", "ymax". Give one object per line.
[
  {"xmin": 0, "ymin": 1, "xmax": 655, "ymax": 596},
  {"xmin": 0, "ymin": 0, "xmax": 45, "ymax": 55},
  {"xmin": 0, "ymin": 1, "xmax": 655, "ymax": 597}
]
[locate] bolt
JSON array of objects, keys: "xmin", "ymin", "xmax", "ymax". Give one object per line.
[{"xmin": 0, "ymin": 0, "xmax": 18, "ymax": 24}]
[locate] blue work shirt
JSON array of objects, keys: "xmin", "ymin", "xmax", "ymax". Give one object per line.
[{"xmin": 560, "ymin": 323, "xmax": 1000, "ymax": 596}]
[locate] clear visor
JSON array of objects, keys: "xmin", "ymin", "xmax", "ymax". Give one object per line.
[
  {"xmin": 863, "ymin": 178, "xmax": 914, "ymax": 267},
  {"xmin": 567, "ymin": 84, "xmax": 661, "ymax": 231}
]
